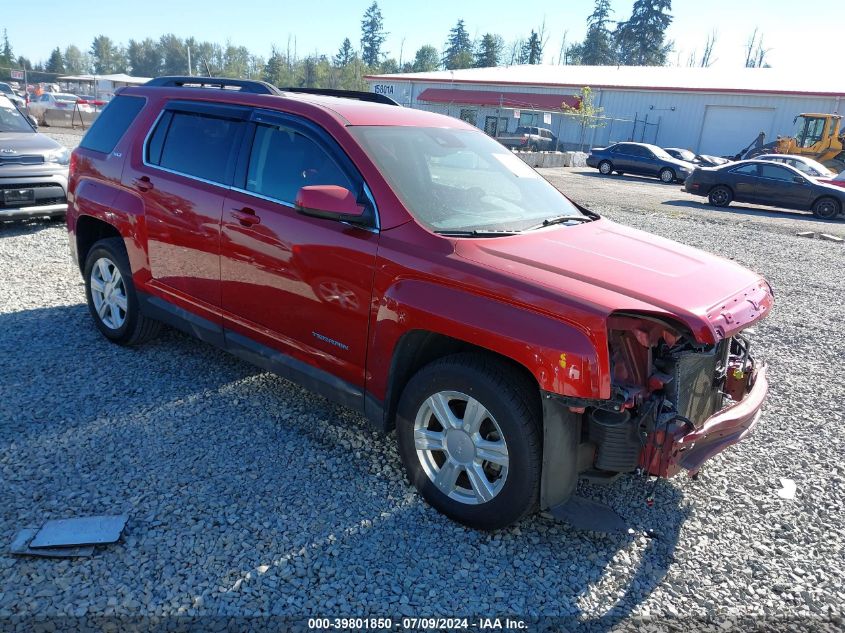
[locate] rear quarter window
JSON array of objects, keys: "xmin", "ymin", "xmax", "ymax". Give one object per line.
[{"xmin": 79, "ymin": 95, "xmax": 146, "ymax": 154}]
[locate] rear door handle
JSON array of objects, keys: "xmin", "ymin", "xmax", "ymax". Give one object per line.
[
  {"xmin": 231, "ymin": 207, "xmax": 261, "ymax": 226},
  {"xmin": 132, "ymin": 176, "xmax": 154, "ymax": 192}
]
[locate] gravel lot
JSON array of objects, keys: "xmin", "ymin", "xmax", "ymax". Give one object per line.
[{"xmin": 0, "ymin": 133, "xmax": 843, "ymax": 630}]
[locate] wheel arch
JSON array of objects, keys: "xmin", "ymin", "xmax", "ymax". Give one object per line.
[
  {"xmin": 376, "ymin": 330, "xmax": 542, "ymax": 432},
  {"xmin": 811, "ymin": 194, "xmax": 842, "ymax": 214},
  {"xmin": 75, "ymin": 215, "xmax": 123, "ymax": 272}
]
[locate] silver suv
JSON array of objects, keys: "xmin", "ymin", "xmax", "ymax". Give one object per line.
[{"xmin": 0, "ymin": 95, "xmax": 69, "ymax": 221}]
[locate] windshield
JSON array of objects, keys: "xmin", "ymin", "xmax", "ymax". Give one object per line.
[
  {"xmin": 0, "ymin": 102, "xmax": 34, "ymax": 133},
  {"xmin": 795, "ymin": 157, "xmax": 834, "ymax": 177},
  {"xmin": 349, "ymin": 126, "xmax": 585, "ymax": 233},
  {"xmin": 650, "ymin": 146, "xmax": 675, "ymax": 160},
  {"xmin": 671, "ymin": 148, "xmax": 695, "ymax": 161}
]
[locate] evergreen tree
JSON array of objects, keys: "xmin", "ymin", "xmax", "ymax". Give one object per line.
[
  {"xmin": 522, "ymin": 30, "xmax": 543, "ymax": 64},
  {"xmin": 360, "ymin": 2, "xmax": 387, "ymax": 67},
  {"xmin": 581, "ymin": 0, "xmax": 615, "ymax": 65},
  {"xmin": 0, "ymin": 30, "xmax": 12, "ymax": 67},
  {"xmin": 474, "ymin": 33, "xmax": 502, "ymax": 68},
  {"xmin": 90, "ymin": 35, "xmax": 124, "ymax": 74},
  {"xmin": 159, "ymin": 34, "xmax": 187, "ymax": 76},
  {"xmin": 127, "ymin": 39, "xmax": 162, "ymax": 77},
  {"xmin": 442, "ymin": 19, "xmax": 473, "ymax": 70},
  {"xmin": 614, "ymin": 0, "xmax": 673, "ymax": 65},
  {"xmin": 63, "ymin": 45, "xmax": 88, "ymax": 74},
  {"xmin": 380, "ymin": 58, "xmax": 399, "ymax": 74},
  {"xmin": 16, "ymin": 56, "xmax": 32, "ymax": 71},
  {"xmin": 45, "ymin": 47, "xmax": 65, "ymax": 74},
  {"xmin": 334, "ymin": 38, "xmax": 355, "ymax": 67},
  {"xmin": 412, "ymin": 45, "xmax": 439, "ymax": 72}
]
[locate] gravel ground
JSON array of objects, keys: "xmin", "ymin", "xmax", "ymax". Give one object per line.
[{"xmin": 0, "ymin": 133, "xmax": 843, "ymax": 630}]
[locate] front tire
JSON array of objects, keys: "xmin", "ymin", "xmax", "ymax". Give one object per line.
[
  {"xmin": 396, "ymin": 354, "xmax": 541, "ymax": 530},
  {"xmin": 83, "ymin": 237, "xmax": 161, "ymax": 346},
  {"xmin": 812, "ymin": 196, "xmax": 841, "ymax": 220},
  {"xmin": 659, "ymin": 167, "xmax": 676, "ymax": 183},
  {"xmin": 708, "ymin": 185, "xmax": 733, "ymax": 207},
  {"xmin": 598, "ymin": 160, "xmax": 613, "ymax": 175}
]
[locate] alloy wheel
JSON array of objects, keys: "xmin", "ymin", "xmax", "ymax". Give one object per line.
[
  {"xmin": 413, "ymin": 391, "xmax": 509, "ymax": 505},
  {"xmin": 90, "ymin": 257, "xmax": 128, "ymax": 330}
]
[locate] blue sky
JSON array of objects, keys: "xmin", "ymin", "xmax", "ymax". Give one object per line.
[{"xmin": 2, "ymin": 0, "xmax": 838, "ymax": 71}]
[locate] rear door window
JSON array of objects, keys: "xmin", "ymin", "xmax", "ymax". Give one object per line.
[
  {"xmin": 150, "ymin": 111, "xmax": 244, "ymax": 184},
  {"xmin": 79, "ymin": 95, "xmax": 146, "ymax": 154},
  {"xmin": 731, "ymin": 164, "xmax": 759, "ymax": 176}
]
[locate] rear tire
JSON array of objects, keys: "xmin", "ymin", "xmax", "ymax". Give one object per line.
[
  {"xmin": 396, "ymin": 354, "xmax": 541, "ymax": 530},
  {"xmin": 598, "ymin": 160, "xmax": 613, "ymax": 175},
  {"xmin": 708, "ymin": 185, "xmax": 733, "ymax": 207},
  {"xmin": 83, "ymin": 237, "xmax": 161, "ymax": 346},
  {"xmin": 812, "ymin": 196, "xmax": 841, "ymax": 220},
  {"xmin": 659, "ymin": 167, "xmax": 676, "ymax": 183}
]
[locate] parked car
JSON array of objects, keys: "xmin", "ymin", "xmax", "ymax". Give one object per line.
[
  {"xmin": 27, "ymin": 92, "xmax": 92, "ymax": 126},
  {"xmin": 68, "ymin": 77, "xmax": 773, "ymax": 530},
  {"xmin": 497, "ymin": 126, "xmax": 558, "ymax": 152},
  {"xmin": 664, "ymin": 147, "xmax": 730, "ymax": 168},
  {"xmin": 0, "ymin": 95, "xmax": 70, "ymax": 221},
  {"xmin": 684, "ymin": 160, "xmax": 845, "ymax": 219},
  {"xmin": 816, "ymin": 169, "xmax": 845, "ymax": 189},
  {"xmin": 754, "ymin": 154, "xmax": 836, "ymax": 179},
  {"xmin": 587, "ymin": 142, "xmax": 695, "ymax": 183},
  {"xmin": 0, "ymin": 82, "xmax": 25, "ymax": 108}
]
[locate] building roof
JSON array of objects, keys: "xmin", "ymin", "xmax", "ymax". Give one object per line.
[
  {"xmin": 58, "ymin": 74, "xmax": 152, "ymax": 84},
  {"xmin": 366, "ymin": 65, "xmax": 845, "ymax": 98}
]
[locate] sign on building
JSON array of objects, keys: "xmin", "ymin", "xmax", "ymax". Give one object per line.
[
  {"xmin": 513, "ymin": 109, "xmax": 520, "ymax": 119},
  {"xmin": 10, "ymin": 70, "xmax": 24, "ymax": 80},
  {"xmin": 543, "ymin": 112, "xmax": 551, "ymax": 124}
]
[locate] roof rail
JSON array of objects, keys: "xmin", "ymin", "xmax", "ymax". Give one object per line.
[
  {"xmin": 281, "ymin": 87, "xmax": 400, "ymax": 106},
  {"xmin": 145, "ymin": 76, "xmax": 283, "ymax": 95}
]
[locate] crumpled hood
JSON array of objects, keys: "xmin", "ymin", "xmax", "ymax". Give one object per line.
[{"xmin": 456, "ymin": 218, "xmax": 772, "ymax": 343}]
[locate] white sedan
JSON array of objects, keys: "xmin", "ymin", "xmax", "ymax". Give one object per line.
[
  {"xmin": 755, "ymin": 154, "xmax": 836, "ymax": 178},
  {"xmin": 27, "ymin": 93, "xmax": 93, "ymax": 126}
]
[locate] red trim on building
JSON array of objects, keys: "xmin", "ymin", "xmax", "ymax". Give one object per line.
[
  {"xmin": 364, "ymin": 76, "xmax": 845, "ymax": 99},
  {"xmin": 416, "ymin": 88, "xmax": 581, "ymax": 110}
]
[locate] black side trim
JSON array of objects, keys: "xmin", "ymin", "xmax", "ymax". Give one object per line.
[
  {"xmin": 225, "ymin": 331, "xmax": 363, "ymax": 412},
  {"xmin": 138, "ymin": 291, "xmax": 380, "ymax": 420},
  {"xmin": 139, "ymin": 293, "xmax": 225, "ymax": 347}
]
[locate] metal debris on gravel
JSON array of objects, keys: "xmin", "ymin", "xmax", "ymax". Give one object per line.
[{"xmin": 0, "ymin": 132, "xmax": 842, "ymax": 628}]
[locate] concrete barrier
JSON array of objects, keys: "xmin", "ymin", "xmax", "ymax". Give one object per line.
[
  {"xmin": 514, "ymin": 150, "xmax": 587, "ymax": 169},
  {"xmin": 41, "ymin": 108, "xmax": 100, "ymax": 129}
]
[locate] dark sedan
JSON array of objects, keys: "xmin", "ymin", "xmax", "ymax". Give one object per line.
[
  {"xmin": 684, "ymin": 160, "xmax": 845, "ymax": 220},
  {"xmin": 586, "ymin": 142, "xmax": 695, "ymax": 183}
]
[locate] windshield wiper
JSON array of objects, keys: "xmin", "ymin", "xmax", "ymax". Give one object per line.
[
  {"xmin": 434, "ymin": 229, "xmax": 521, "ymax": 237},
  {"xmin": 524, "ymin": 215, "xmax": 593, "ymax": 231}
]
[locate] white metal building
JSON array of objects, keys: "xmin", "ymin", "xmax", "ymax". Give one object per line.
[{"xmin": 365, "ymin": 65, "xmax": 845, "ymax": 155}]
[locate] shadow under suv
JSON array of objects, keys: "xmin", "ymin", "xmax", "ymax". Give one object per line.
[{"xmin": 67, "ymin": 77, "xmax": 773, "ymax": 531}]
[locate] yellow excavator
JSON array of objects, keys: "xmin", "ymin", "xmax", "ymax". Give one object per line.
[{"xmin": 733, "ymin": 113, "xmax": 845, "ymax": 173}]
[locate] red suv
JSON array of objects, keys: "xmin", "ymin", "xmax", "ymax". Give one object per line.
[{"xmin": 67, "ymin": 77, "xmax": 773, "ymax": 530}]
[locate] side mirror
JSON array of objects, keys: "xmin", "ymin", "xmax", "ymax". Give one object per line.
[
  {"xmin": 295, "ymin": 185, "xmax": 367, "ymax": 223},
  {"xmin": 793, "ymin": 176, "xmax": 807, "ymax": 185}
]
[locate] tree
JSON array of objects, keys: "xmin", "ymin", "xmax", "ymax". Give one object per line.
[
  {"xmin": 443, "ymin": 19, "xmax": 473, "ymax": 70},
  {"xmin": 562, "ymin": 86, "xmax": 606, "ymax": 150},
  {"xmin": 16, "ymin": 56, "xmax": 32, "ymax": 71},
  {"xmin": 90, "ymin": 35, "xmax": 125, "ymax": 74},
  {"xmin": 159, "ymin": 34, "xmax": 187, "ymax": 76},
  {"xmin": 614, "ymin": 0, "xmax": 674, "ymax": 66},
  {"xmin": 127, "ymin": 38, "xmax": 162, "ymax": 77},
  {"xmin": 45, "ymin": 48, "xmax": 65, "ymax": 74},
  {"xmin": 63, "ymin": 45, "xmax": 89, "ymax": 74},
  {"xmin": 744, "ymin": 28, "xmax": 770, "ymax": 68},
  {"xmin": 522, "ymin": 30, "xmax": 543, "ymax": 64},
  {"xmin": 687, "ymin": 30, "xmax": 717, "ymax": 67},
  {"xmin": 334, "ymin": 38, "xmax": 355, "ymax": 67},
  {"xmin": 360, "ymin": 2, "xmax": 387, "ymax": 67},
  {"xmin": 412, "ymin": 45, "xmax": 439, "ymax": 72},
  {"xmin": 380, "ymin": 58, "xmax": 399, "ymax": 74},
  {"xmin": 474, "ymin": 33, "xmax": 502, "ymax": 68},
  {"xmin": 0, "ymin": 30, "xmax": 12, "ymax": 67},
  {"xmin": 581, "ymin": 0, "xmax": 615, "ymax": 65}
]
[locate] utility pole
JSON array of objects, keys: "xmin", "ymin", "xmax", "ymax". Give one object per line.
[{"xmin": 187, "ymin": 47, "xmax": 192, "ymax": 76}]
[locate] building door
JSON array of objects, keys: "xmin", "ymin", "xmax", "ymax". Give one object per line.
[
  {"xmin": 484, "ymin": 116, "xmax": 498, "ymax": 137},
  {"xmin": 697, "ymin": 106, "xmax": 775, "ymax": 156}
]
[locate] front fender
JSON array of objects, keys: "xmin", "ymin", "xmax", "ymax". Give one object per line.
[{"xmin": 366, "ymin": 278, "xmax": 609, "ymax": 403}]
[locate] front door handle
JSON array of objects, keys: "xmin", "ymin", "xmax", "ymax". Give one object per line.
[
  {"xmin": 231, "ymin": 207, "xmax": 261, "ymax": 227},
  {"xmin": 132, "ymin": 176, "xmax": 154, "ymax": 192}
]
